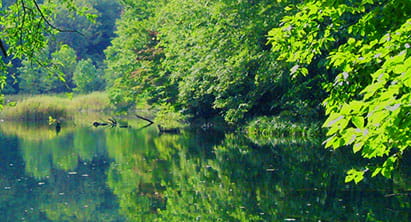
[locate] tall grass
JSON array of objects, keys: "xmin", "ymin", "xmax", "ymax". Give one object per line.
[
  {"xmin": 1, "ymin": 95, "xmax": 70, "ymax": 120},
  {"xmin": 0, "ymin": 92, "xmax": 111, "ymax": 120},
  {"xmin": 69, "ymin": 91, "xmax": 111, "ymax": 112}
]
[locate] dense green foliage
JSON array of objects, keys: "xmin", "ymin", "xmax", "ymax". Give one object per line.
[
  {"xmin": 18, "ymin": 44, "xmax": 77, "ymax": 93},
  {"xmin": 105, "ymin": 0, "xmax": 324, "ymax": 121},
  {"xmin": 267, "ymin": 0, "xmax": 411, "ymax": 182},
  {"xmin": 0, "ymin": 0, "xmax": 119, "ymax": 95},
  {"xmin": 102, "ymin": 0, "xmax": 410, "ymax": 181},
  {"xmin": 73, "ymin": 58, "xmax": 105, "ymax": 93}
]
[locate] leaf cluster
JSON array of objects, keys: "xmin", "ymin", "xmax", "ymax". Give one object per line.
[{"xmin": 268, "ymin": 0, "xmax": 411, "ymax": 182}]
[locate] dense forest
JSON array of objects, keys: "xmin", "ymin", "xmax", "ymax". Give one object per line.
[
  {"xmin": 0, "ymin": 0, "xmax": 120, "ymax": 94},
  {"xmin": 0, "ymin": 0, "xmax": 410, "ymax": 183}
]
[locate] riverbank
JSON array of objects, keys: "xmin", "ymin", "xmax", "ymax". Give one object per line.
[
  {"xmin": 0, "ymin": 92, "xmax": 324, "ymax": 138},
  {"xmin": 0, "ymin": 93, "xmax": 191, "ymax": 130},
  {"xmin": 0, "ymin": 92, "xmax": 111, "ymax": 120}
]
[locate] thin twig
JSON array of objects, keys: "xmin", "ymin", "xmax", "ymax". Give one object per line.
[{"xmin": 32, "ymin": 0, "xmax": 84, "ymax": 35}]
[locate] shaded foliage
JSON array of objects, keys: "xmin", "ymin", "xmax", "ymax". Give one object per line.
[{"xmin": 104, "ymin": 0, "xmax": 324, "ymax": 122}]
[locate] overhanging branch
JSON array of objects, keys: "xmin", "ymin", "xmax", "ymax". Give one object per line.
[{"xmin": 32, "ymin": 0, "xmax": 83, "ymax": 35}]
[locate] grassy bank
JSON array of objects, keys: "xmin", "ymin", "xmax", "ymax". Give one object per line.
[
  {"xmin": 245, "ymin": 116, "xmax": 324, "ymax": 145},
  {"xmin": 0, "ymin": 92, "xmax": 111, "ymax": 120}
]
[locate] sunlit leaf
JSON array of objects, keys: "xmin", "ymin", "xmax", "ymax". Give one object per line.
[{"xmin": 352, "ymin": 116, "xmax": 364, "ymax": 128}]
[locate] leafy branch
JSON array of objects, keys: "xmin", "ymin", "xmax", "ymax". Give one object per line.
[{"xmin": 31, "ymin": 0, "xmax": 83, "ymax": 35}]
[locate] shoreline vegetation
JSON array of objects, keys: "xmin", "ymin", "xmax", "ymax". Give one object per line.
[
  {"xmin": 0, "ymin": 93, "xmax": 322, "ymax": 138},
  {"xmin": 0, "ymin": 92, "xmax": 112, "ymax": 121},
  {"xmin": 0, "ymin": 92, "xmax": 191, "ymax": 130},
  {"xmin": 245, "ymin": 116, "xmax": 324, "ymax": 146}
]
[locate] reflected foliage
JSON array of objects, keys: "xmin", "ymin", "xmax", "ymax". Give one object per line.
[
  {"xmin": 0, "ymin": 121, "xmax": 410, "ymax": 221},
  {"xmin": 104, "ymin": 126, "xmax": 411, "ymax": 221},
  {"xmin": 0, "ymin": 122, "xmax": 122, "ymax": 221}
]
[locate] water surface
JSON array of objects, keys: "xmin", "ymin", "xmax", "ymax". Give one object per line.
[{"xmin": 0, "ymin": 121, "xmax": 409, "ymax": 221}]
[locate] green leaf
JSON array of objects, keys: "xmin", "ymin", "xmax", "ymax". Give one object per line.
[
  {"xmin": 7, "ymin": 101, "xmax": 16, "ymax": 107},
  {"xmin": 352, "ymin": 116, "xmax": 364, "ymax": 128},
  {"xmin": 323, "ymin": 114, "xmax": 344, "ymax": 127},
  {"xmin": 348, "ymin": 100, "xmax": 364, "ymax": 113},
  {"xmin": 285, "ymin": 6, "xmax": 293, "ymax": 11},
  {"xmin": 371, "ymin": 168, "xmax": 381, "ymax": 177},
  {"xmin": 324, "ymin": 136, "xmax": 337, "ymax": 148},
  {"xmin": 368, "ymin": 110, "xmax": 388, "ymax": 125},
  {"xmin": 345, "ymin": 169, "xmax": 365, "ymax": 184},
  {"xmin": 353, "ymin": 142, "xmax": 364, "ymax": 153},
  {"xmin": 381, "ymin": 156, "xmax": 398, "ymax": 178},
  {"xmin": 66, "ymin": 92, "xmax": 73, "ymax": 100},
  {"xmin": 342, "ymin": 128, "xmax": 356, "ymax": 145},
  {"xmin": 332, "ymin": 137, "xmax": 344, "ymax": 149},
  {"xmin": 347, "ymin": 38, "xmax": 355, "ymax": 45},
  {"xmin": 393, "ymin": 64, "xmax": 407, "ymax": 74}
]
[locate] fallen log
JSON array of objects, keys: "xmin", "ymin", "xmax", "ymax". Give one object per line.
[
  {"xmin": 108, "ymin": 118, "xmax": 117, "ymax": 127},
  {"xmin": 157, "ymin": 125, "xmax": 180, "ymax": 134},
  {"xmin": 135, "ymin": 114, "xmax": 154, "ymax": 124},
  {"xmin": 93, "ymin": 118, "xmax": 130, "ymax": 128},
  {"xmin": 93, "ymin": 122, "xmax": 108, "ymax": 127}
]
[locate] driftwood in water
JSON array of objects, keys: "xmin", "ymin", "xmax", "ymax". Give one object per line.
[
  {"xmin": 157, "ymin": 125, "xmax": 180, "ymax": 134},
  {"xmin": 49, "ymin": 117, "xmax": 62, "ymax": 135},
  {"xmin": 93, "ymin": 118, "xmax": 129, "ymax": 128},
  {"xmin": 55, "ymin": 121, "xmax": 61, "ymax": 134},
  {"xmin": 93, "ymin": 122, "xmax": 108, "ymax": 127},
  {"xmin": 135, "ymin": 114, "xmax": 154, "ymax": 124},
  {"xmin": 108, "ymin": 118, "xmax": 117, "ymax": 127},
  {"xmin": 93, "ymin": 114, "xmax": 154, "ymax": 129}
]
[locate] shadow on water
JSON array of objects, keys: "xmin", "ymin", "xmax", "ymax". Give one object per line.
[{"xmin": 0, "ymin": 120, "xmax": 409, "ymax": 221}]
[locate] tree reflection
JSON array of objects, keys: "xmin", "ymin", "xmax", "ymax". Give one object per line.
[
  {"xmin": 0, "ymin": 121, "xmax": 409, "ymax": 221},
  {"xmin": 106, "ymin": 128, "xmax": 411, "ymax": 221},
  {"xmin": 0, "ymin": 122, "xmax": 123, "ymax": 221},
  {"xmin": 105, "ymin": 127, "xmax": 171, "ymax": 221}
]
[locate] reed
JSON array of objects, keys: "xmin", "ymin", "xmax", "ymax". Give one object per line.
[
  {"xmin": 69, "ymin": 91, "xmax": 111, "ymax": 112},
  {"xmin": 1, "ymin": 95, "xmax": 69, "ymax": 120},
  {"xmin": 0, "ymin": 92, "xmax": 111, "ymax": 120}
]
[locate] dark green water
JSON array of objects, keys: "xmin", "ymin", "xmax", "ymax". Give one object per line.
[{"xmin": 0, "ymin": 121, "xmax": 410, "ymax": 221}]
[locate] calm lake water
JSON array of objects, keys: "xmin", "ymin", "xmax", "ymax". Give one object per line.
[{"xmin": 0, "ymin": 121, "xmax": 410, "ymax": 221}]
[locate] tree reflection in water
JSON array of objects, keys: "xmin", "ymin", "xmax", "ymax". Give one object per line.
[{"xmin": 0, "ymin": 121, "xmax": 409, "ymax": 221}]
